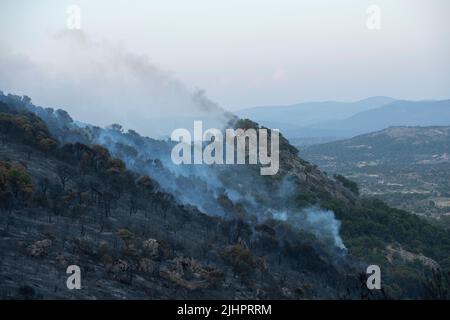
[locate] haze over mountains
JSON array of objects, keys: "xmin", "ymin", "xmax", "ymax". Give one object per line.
[
  {"xmin": 236, "ymin": 96, "xmax": 395, "ymax": 128},
  {"xmin": 236, "ymin": 98, "xmax": 450, "ymax": 145}
]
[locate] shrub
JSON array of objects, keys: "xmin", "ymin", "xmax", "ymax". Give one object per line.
[{"xmin": 334, "ymin": 174, "xmax": 359, "ymax": 195}]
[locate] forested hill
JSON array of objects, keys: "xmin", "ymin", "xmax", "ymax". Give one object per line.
[{"xmin": 1, "ymin": 93, "xmax": 450, "ymax": 299}]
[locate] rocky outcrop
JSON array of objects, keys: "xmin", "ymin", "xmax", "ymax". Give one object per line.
[
  {"xmin": 160, "ymin": 257, "xmax": 223, "ymax": 290},
  {"xmin": 26, "ymin": 239, "xmax": 52, "ymax": 257}
]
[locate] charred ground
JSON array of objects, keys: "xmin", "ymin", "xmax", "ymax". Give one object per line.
[{"xmin": 1, "ymin": 95, "xmax": 450, "ymax": 299}]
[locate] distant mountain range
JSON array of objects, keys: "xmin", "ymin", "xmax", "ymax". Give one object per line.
[
  {"xmin": 236, "ymin": 96, "xmax": 395, "ymax": 128},
  {"xmin": 236, "ymin": 98, "xmax": 450, "ymax": 144}
]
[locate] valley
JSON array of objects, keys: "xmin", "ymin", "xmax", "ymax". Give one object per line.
[{"xmin": 301, "ymin": 126, "xmax": 450, "ymax": 219}]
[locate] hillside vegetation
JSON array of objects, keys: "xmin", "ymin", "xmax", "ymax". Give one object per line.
[{"xmin": 1, "ymin": 95, "xmax": 450, "ymax": 299}]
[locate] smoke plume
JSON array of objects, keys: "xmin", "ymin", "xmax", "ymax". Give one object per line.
[{"xmin": 0, "ymin": 30, "xmax": 233, "ymax": 138}]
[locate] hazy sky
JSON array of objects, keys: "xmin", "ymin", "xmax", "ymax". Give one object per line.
[{"xmin": 1, "ymin": 0, "xmax": 449, "ymax": 113}]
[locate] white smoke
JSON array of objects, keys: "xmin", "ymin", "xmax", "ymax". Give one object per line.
[
  {"xmin": 1, "ymin": 31, "xmax": 347, "ymax": 251},
  {"xmin": 273, "ymin": 207, "xmax": 346, "ymax": 250}
]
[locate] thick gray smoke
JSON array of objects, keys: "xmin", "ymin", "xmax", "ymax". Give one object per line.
[
  {"xmin": 1, "ymin": 42, "xmax": 347, "ymax": 250},
  {"xmin": 0, "ymin": 30, "xmax": 233, "ymax": 138},
  {"xmin": 1, "ymin": 88, "xmax": 347, "ymax": 251},
  {"xmin": 75, "ymin": 116, "xmax": 347, "ymax": 251}
]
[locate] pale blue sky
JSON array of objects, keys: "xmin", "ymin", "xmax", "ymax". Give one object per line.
[{"xmin": 1, "ymin": 0, "xmax": 449, "ymax": 111}]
